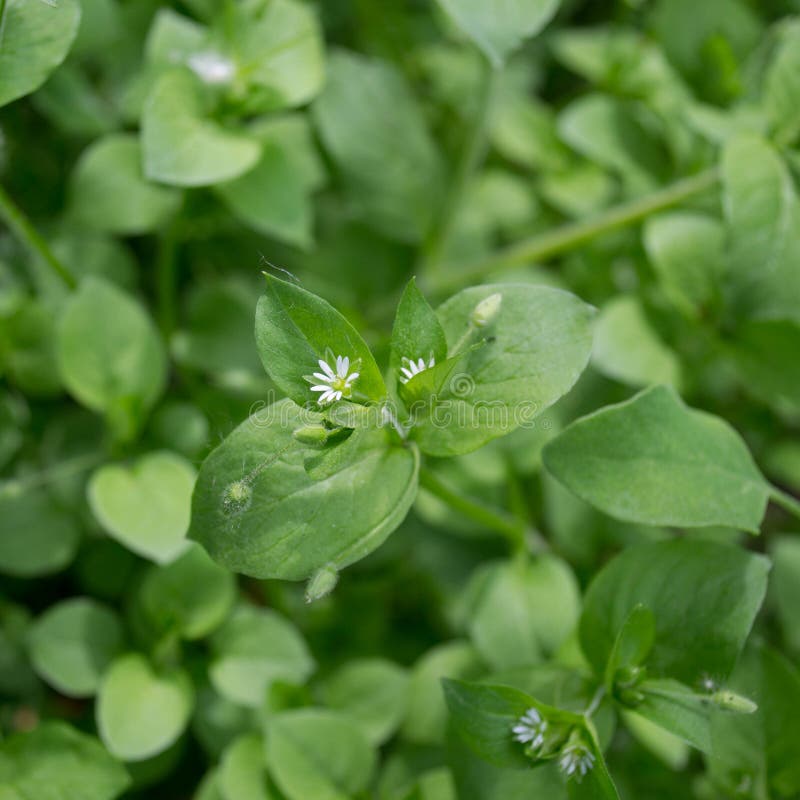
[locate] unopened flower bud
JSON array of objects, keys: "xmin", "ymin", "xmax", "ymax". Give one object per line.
[
  {"xmin": 293, "ymin": 424, "xmax": 330, "ymax": 446},
  {"xmin": 470, "ymin": 292, "xmax": 502, "ymax": 328},
  {"xmin": 305, "ymin": 564, "xmax": 339, "ymax": 603},
  {"xmin": 710, "ymin": 690, "xmax": 757, "ymax": 713}
]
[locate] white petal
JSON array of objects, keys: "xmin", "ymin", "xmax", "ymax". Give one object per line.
[
  {"xmin": 345, "ymin": 371, "xmax": 359, "ymax": 385},
  {"xmin": 319, "ymin": 359, "xmax": 335, "ymax": 378},
  {"xmin": 332, "ymin": 390, "xmax": 343, "ymax": 401},
  {"xmin": 313, "ymin": 372, "xmax": 333, "ymax": 383},
  {"xmin": 338, "ymin": 356, "xmax": 350, "ymax": 376},
  {"xmin": 400, "ymin": 367, "xmax": 414, "ymax": 380},
  {"xmin": 417, "ymin": 358, "xmax": 426, "ymax": 370},
  {"xmin": 310, "ymin": 385, "xmax": 332, "ymax": 393}
]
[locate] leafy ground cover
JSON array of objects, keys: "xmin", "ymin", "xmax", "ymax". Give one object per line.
[{"xmin": 2, "ymin": 0, "xmax": 800, "ymax": 798}]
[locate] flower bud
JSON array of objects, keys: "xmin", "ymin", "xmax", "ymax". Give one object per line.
[
  {"xmin": 470, "ymin": 292, "xmax": 502, "ymax": 328},
  {"xmin": 710, "ymin": 690, "xmax": 757, "ymax": 713},
  {"xmin": 305, "ymin": 564, "xmax": 339, "ymax": 603},
  {"xmin": 293, "ymin": 424, "xmax": 330, "ymax": 446}
]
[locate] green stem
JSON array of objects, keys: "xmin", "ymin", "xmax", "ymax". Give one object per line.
[
  {"xmin": 772, "ymin": 487, "xmax": 800, "ymax": 521},
  {"xmin": 428, "ymin": 167, "xmax": 720, "ymax": 293},
  {"xmin": 0, "ymin": 182, "xmax": 76, "ymax": 289},
  {"xmin": 421, "ymin": 57, "xmax": 499, "ymax": 272},
  {"xmin": 584, "ymin": 685, "xmax": 606, "ymax": 718},
  {"xmin": 419, "ymin": 465, "xmax": 545, "ymax": 553}
]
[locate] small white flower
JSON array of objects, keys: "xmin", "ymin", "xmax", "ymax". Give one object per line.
[
  {"xmin": 187, "ymin": 51, "xmax": 236, "ymax": 85},
  {"xmin": 307, "ymin": 355, "xmax": 360, "ymax": 406},
  {"xmin": 558, "ymin": 742, "xmax": 595, "ymax": 781},
  {"xmin": 512, "ymin": 708, "xmax": 548, "ymax": 750},
  {"xmin": 399, "ymin": 355, "xmax": 435, "ymax": 384}
]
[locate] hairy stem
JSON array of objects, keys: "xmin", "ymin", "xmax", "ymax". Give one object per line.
[
  {"xmin": 0, "ymin": 182, "xmax": 77, "ymax": 289},
  {"xmin": 428, "ymin": 167, "xmax": 720, "ymax": 293},
  {"xmin": 421, "ymin": 56, "xmax": 499, "ymax": 273},
  {"xmin": 419, "ymin": 465, "xmax": 546, "ymax": 554}
]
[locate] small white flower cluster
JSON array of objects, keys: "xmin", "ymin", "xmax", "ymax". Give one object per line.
[
  {"xmin": 399, "ymin": 355, "xmax": 435, "ymax": 384},
  {"xmin": 558, "ymin": 742, "xmax": 595, "ymax": 781},
  {"xmin": 512, "ymin": 707, "xmax": 548, "ymax": 750},
  {"xmin": 308, "ymin": 356, "xmax": 360, "ymax": 406}
]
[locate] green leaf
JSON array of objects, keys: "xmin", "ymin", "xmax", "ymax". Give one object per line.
[
  {"xmin": 0, "ymin": 486, "xmax": 80, "ymax": 578},
  {"xmin": 227, "ymin": 0, "xmax": 324, "ymax": 110},
  {"xmin": 255, "ymin": 275, "xmax": 386, "ymax": 406},
  {"xmin": 604, "ymin": 605, "xmax": 655, "ymax": 691},
  {"xmin": 97, "ymin": 653, "xmax": 194, "ymax": 762},
  {"xmin": 142, "ymin": 70, "xmax": 260, "ymax": 187},
  {"xmin": 134, "ymin": 544, "xmax": 236, "ymax": 641},
  {"xmin": 708, "ymin": 643, "xmax": 800, "ymax": 797},
  {"xmin": 264, "ymin": 709, "xmax": 376, "ymax": 800},
  {"xmin": 191, "ymin": 398, "xmax": 418, "ymax": 580},
  {"xmin": 27, "ymin": 598, "xmax": 123, "ymax": 698},
  {"xmin": 313, "ymin": 50, "xmax": 444, "ymax": 243},
  {"xmin": 390, "ymin": 278, "xmax": 448, "ymax": 375},
  {"xmin": 88, "ymin": 451, "xmax": 196, "ymax": 565},
  {"xmin": 0, "ymin": 722, "xmax": 130, "ymax": 800},
  {"xmin": 219, "ymin": 734, "xmax": 272, "ymax": 800},
  {"xmin": 632, "ymin": 679, "xmax": 711, "ymax": 753},
  {"xmin": 579, "ymin": 538, "xmax": 769, "ymax": 685},
  {"xmin": 770, "ymin": 536, "xmax": 800, "ymax": 652},
  {"xmin": 56, "ymin": 278, "xmax": 166, "ymax": 437},
  {"xmin": 0, "ymin": 0, "xmax": 81, "ymax": 108},
  {"xmin": 434, "ymin": 0, "xmax": 559, "ymax": 68},
  {"xmin": 592, "ymin": 297, "xmax": 681, "ymax": 389},
  {"xmin": 413, "ymin": 284, "xmax": 593, "ymax": 456},
  {"xmin": 443, "ymin": 679, "xmax": 546, "ymax": 769},
  {"xmin": 542, "ymin": 385, "xmax": 771, "ymax": 531},
  {"xmin": 643, "ymin": 212, "xmax": 725, "ymax": 317},
  {"xmin": 69, "ymin": 134, "xmax": 182, "ymax": 235},
  {"xmin": 466, "ymin": 556, "xmax": 581, "ymax": 671},
  {"xmin": 721, "ymin": 134, "xmax": 800, "ymax": 322},
  {"xmin": 402, "ymin": 641, "xmax": 485, "ymax": 745},
  {"xmin": 764, "ymin": 20, "xmax": 800, "ymax": 146},
  {"xmin": 214, "ymin": 114, "xmax": 323, "ymax": 249},
  {"xmin": 209, "ymin": 605, "xmax": 314, "ymax": 708},
  {"xmin": 319, "ymin": 658, "xmax": 410, "ymax": 746}
]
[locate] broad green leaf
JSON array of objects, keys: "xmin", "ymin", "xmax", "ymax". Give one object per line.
[
  {"xmin": 56, "ymin": 278, "xmax": 166, "ymax": 438},
  {"xmin": 443, "ymin": 679, "xmax": 547, "ymax": 769},
  {"xmin": 219, "ymin": 734, "xmax": 272, "ymax": 800},
  {"xmin": 264, "ymin": 709, "xmax": 376, "ymax": 800},
  {"xmin": 565, "ymin": 728, "xmax": 620, "ymax": 800},
  {"xmin": 619, "ymin": 710, "xmax": 689, "ymax": 770},
  {"xmin": 134, "ymin": 544, "xmax": 236, "ymax": 641},
  {"xmin": 192, "ymin": 685, "xmax": 257, "ymax": 760},
  {"xmin": 466, "ymin": 556, "xmax": 581, "ymax": 671},
  {"xmin": 97, "ymin": 654, "xmax": 194, "ymax": 762},
  {"xmin": 2, "ymin": 298, "xmax": 62, "ymax": 396},
  {"xmin": 604, "ymin": 605, "xmax": 655, "ymax": 691},
  {"xmin": 770, "ymin": 536, "xmax": 800, "ymax": 652},
  {"xmin": 0, "ymin": 485, "xmax": 80, "ymax": 577},
  {"xmin": 402, "ymin": 641, "xmax": 485, "ymax": 745},
  {"xmin": 145, "ymin": 8, "xmax": 207, "ymax": 66},
  {"xmin": 0, "ymin": 722, "xmax": 130, "ymax": 800},
  {"xmin": 69, "ymin": 134, "xmax": 181, "ymax": 235},
  {"xmin": 228, "ymin": 0, "xmax": 324, "ymax": 110},
  {"xmin": 209, "ymin": 605, "xmax": 314, "ymax": 708},
  {"xmin": 88, "ymin": 451, "xmax": 196, "ymax": 565},
  {"xmin": 708, "ymin": 643, "xmax": 800, "ymax": 797},
  {"xmin": 592, "ymin": 297, "xmax": 681, "ymax": 389},
  {"xmin": 390, "ymin": 278, "xmax": 447, "ymax": 375},
  {"xmin": 27, "ymin": 598, "xmax": 123, "ymax": 698},
  {"xmin": 313, "ymin": 50, "xmax": 444, "ymax": 243},
  {"xmin": 434, "ymin": 0, "xmax": 559, "ymax": 67},
  {"xmin": 0, "ymin": 0, "xmax": 81, "ymax": 108},
  {"xmin": 142, "ymin": 70, "xmax": 260, "ymax": 187},
  {"xmin": 319, "ymin": 659, "xmax": 410, "ymax": 746},
  {"xmin": 255, "ymin": 275, "xmax": 386, "ymax": 406},
  {"xmin": 190, "ymin": 399, "xmax": 418, "ymax": 580},
  {"xmin": 558, "ymin": 95, "xmax": 666, "ymax": 191},
  {"xmin": 195, "ymin": 770, "xmax": 225, "ymax": 800},
  {"xmin": 730, "ymin": 319, "xmax": 800, "ymax": 418},
  {"xmin": 542, "ymin": 385, "xmax": 771, "ymax": 531},
  {"xmin": 579, "ymin": 539, "xmax": 769, "ymax": 686},
  {"xmin": 215, "ymin": 114, "xmax": 324, "ymax": 248},
  {"xmin": 722, "ymin": 134, "xmax": 800, "ymax": 322},
  {"xmin": 412, "ymin": 284, "xmax": 593, "ymax": 456},
  {"xmin": 632, "ymin": 679, "xmax": 711, "ymax": 753},
  {"xmin": 643, "ymin": 212, "xmax": 725, "ymax": 317},
  {"xmin": 763, "ymin": 20, "xmax": 800, "ymax": 145}
]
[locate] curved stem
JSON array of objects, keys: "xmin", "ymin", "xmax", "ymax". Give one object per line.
[
  {"xmin": 421, "ymin": 56, "xmax": 499, "ymax": 273},
  {"xmin": 419, "ymin": 464, "xmax": 546, "ymax": 554},
  {"xmin": 772, "ymin": 487, "xmax": 800, "ymax": 521},
  {"xmin": 428, "ymin": 167, "xmax": 719, "ymax": 294},
  {"xmin": 0, "ymin": 182, "xmax": 76, "ymax": 289}
]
